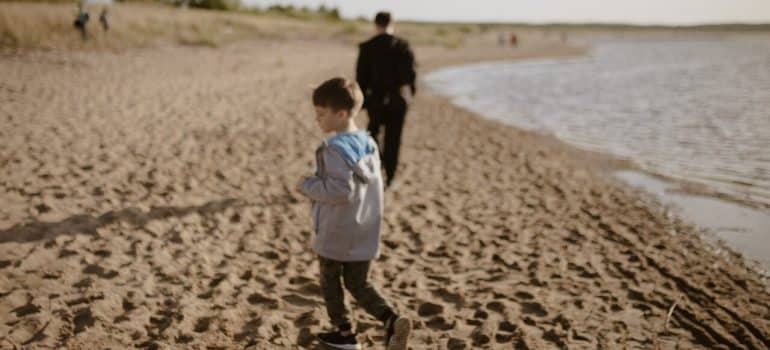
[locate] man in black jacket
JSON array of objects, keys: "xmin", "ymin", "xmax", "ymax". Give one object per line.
[{"xmin": 356, "ymin": 11, "xmax": 416, "ymax": 189}]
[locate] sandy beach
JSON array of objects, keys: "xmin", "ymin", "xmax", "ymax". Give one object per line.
[{"xmin": 1, "ymin": 6, "xmax": 769, "ymax": 349}]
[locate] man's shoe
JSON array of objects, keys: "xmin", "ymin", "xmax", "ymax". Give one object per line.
[
  {"xmin": 317, "ymin": 330, "xmax": 361, "ymax": 350},
  {"xmin": 385, "ymin": 316, "xmax": 411, "ymax": 350}
]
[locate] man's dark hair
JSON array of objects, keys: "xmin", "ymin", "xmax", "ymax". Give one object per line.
[
  {"xmin": 374, "ymin": 11, "xmax": 391, "ymax": 27},
  {"xmin": 312, "ymin": 77, "xmax": 364, "ymax": 114}
]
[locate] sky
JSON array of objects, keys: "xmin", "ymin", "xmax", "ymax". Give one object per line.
[{"xmin": 244, "ymin": 0, "xmax": 770, "ymax": 25}]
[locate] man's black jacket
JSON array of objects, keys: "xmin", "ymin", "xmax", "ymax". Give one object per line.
[{"xmin": 356, "ymin": 33, "xmax": 417, "ymax": 107}]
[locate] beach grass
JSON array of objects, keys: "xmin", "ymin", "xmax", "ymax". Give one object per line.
[
  {"xmin": 0, "ymin": 2, "xmax": 558, "ymax": 51},
  {"xmin": 0, "ymin": 2, "xmax": 368, "ymax": 50},
  {"xmin": 3, "ymin": 2, "xmax": 769, "ymax": 51}
]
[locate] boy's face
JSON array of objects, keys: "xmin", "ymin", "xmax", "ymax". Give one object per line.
[{"xmin": 314, "ymin": 106, "xmax": 349, "ymax": 133}]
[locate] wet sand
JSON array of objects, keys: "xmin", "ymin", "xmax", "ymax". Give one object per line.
[
  {"xmin": 1, "ymin": 37, "xmax": 769, "ymax": 350},
  {"xmin": 615, "ymin": 170, "xmax": 770, "ymax": 274}
]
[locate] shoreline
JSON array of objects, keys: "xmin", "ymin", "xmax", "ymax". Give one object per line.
[
  {"xmin": 613, "ymin": 169, "xmax": 770, "ymax": 275},
  {"xmin": 422, "ymin": 45, "xmax": 770, "ymax": 277},
  {"xmin": 421, "ymin": 71, "xmax": 770, "ymax": 281},
  {"xmin": 423, "ymin": 47, "xmax": 770, "ymax": 212},
  {"xmin": 1, "ymin": 31, "xmax": 769, "ymax": 350}
]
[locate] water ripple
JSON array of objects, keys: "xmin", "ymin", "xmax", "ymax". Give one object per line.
[{"xmin": 426, "ymin": 37, "xmax": 770, "ymax": 208}]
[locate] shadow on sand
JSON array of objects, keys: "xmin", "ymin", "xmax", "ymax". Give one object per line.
[{"xmin": 0, "ymin": 198, "xmax": 248, "ymax": 244}]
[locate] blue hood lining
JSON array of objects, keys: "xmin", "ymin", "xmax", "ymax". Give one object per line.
[{"xmin": 327, "ymin": 131, "xmax": 375, "ymax": 166}]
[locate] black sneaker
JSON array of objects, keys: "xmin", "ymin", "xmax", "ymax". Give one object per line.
[
  {"xmin": 317, "ymin": 330, "xmax": 360, "ymax": 350},
  {"xmin": 385, "ymin": 315, "xmax": 411, "ymax": 350}
]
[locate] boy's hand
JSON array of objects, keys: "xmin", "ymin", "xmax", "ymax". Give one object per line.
[{"xmin": 295, "ymin": 177, "xmax": 307, "ymax": 193}]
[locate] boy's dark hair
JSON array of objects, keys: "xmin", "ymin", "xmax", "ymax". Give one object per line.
[
  {"xmin": 312, "ymin": 77, "xmax": 364, "ymax": 115},
  {"xmin": 374, "ymin": 11, "xmax": 391, "ymax": 27}
]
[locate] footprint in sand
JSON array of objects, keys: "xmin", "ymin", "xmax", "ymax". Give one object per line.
[
  {"xmin": 288, "ymin": 276, "xmax": 322, "ymax": 296},
  {"xmin": 82, "ymin": 264, "xmax": 118, "ymax": 279},
  {"xmin": 239, "ymin": 269, "xmax": 253, "ymax": 281},
  {"xmin": 471, "ymin": 323, "xmax": 495, "ymax": 346},
  {"xmin": 65, "ymin": 293, "xmax": 104, "ymax": 307},
  {"xmin": 288, "ymin": 276, "xmax": 314, "ymax": 285},
  {"xmin": 148, "ymin": 302, "xmax": 182, "ymax": 336},
  {"xmin": 499, "ymin": 320, "xmax": 517, "ymax": 333},
  {"xmin": 520, "ymin": 302, "xmax": 548, "ymax": 317},
  {"xmin": 59, "ymin": 248, "xmax": 77, "ymax": 258},
  {"xmin": 296, "ymin": 327, "xmax": 314, "ymax": 347},
  {"xmin": 208, "ymin": 273, "xmax": 227, "ymax": 288},
  {"xmin": 193, "ymin": 316, "xmax": 213, "ymax": 333},
  {"xmin": 447, "ymin": 337, "xmax": 467, "ymax": 350},
  {"xmin": 112, "ymin": 297, "xmax": 136, "ymax": 324},
  {"xmin": 72, "ymin": 307, "xmax": 95, "ymax": 334},
  {"xmin": 495, "ymin": 332, "xmax": 516, "ymax": 343},
  {"xmin": 514, "ymin": 291, "xmax": 534, "ymax": 300},
  {"xmin": 485, "ymin": 301, "xmax": 506, "ymax": 314},
  {"xmin": 246, "ymin": 292, "xmax": 279, "ymax": 308},
  {"xmin": 542, "ymin": 328, "xmax": 567, "ymax": 348},
  {"xmin": 492, "ymin": 253, "xmax": 521, "ymax": 270},
  {"xmin": 431, "ymin": 287, "xmax": 464, "ymax": 308},
  {"xmin": 72, "ymin": 277, "xmax": 93, "ymax": 289},
  {"xmin": 12, "ymin": 301, "xmax": 41, "ymax": 317},
  {"xmin": 176, "ymin": 333, "xmax": 194, "ymax": 344},
  {"xmin": 234, "ymin": 318, "xmax": 261, "ymax": 342},
  {"xmin": 473, "ymin": 309, "xmax": 488, "ymax": 320},
  {"xmin": 293, "ymin": 310, "xmax": 318, "ymax": 328},
  {"xmin": 425, "ymin": 316, "xmax": 455, "ymax": 331},
  {"xmin": 197, "ymin": 289, "xmax": 214, "ymax": 300},
  {"xmin": 92, "ymin": 249, "xmax": 111, "ymax": 258},
  {"xmin": 632, "ymin": 302, "xmax": 652, "ymax": 313},
  {"xmin": 281, "ymin": 294, "xmax": 316, "ymax": 307},
  {"xmin": 417, "ymin": 301, "xmax": 443, "ymax": 317}
]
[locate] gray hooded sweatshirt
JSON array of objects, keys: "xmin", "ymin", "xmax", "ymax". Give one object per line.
[{"xmin": 300, "ymin": 131, "xmax": 384, "ymax": 262}]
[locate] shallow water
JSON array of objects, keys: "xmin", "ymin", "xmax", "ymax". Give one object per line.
[
  {"xmin": 425, "ymin": 37, "xmax": 770, "ymax": 208},
  {"xmin": 615, "ymin": 170, "xmax": 770, "ymax": 273}
]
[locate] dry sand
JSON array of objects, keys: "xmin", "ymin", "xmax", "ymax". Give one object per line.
[{"xmin": 1, "ymin": 32, "xmax": 769, "ymax": 350}]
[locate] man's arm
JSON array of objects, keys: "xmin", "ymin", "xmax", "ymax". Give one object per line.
[
  {"xmin": 356, "ymin": 44, "xmax": 371, "ymax": 108},
  {"xmin": 401, "ymin": 40, "xmax": 417, "ymax": 96},
  {"xmin": 300, "ymin": 148, "xmax": 355, "ymax": 204}
]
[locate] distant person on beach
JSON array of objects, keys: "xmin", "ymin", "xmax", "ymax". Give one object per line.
[
  {"xmin": 73, "ymin": 3, "xmax": 89, "ymax": 41},
  {"xmin": 297, "ymin": 77, "xmax": 411, "ymax": 350},
  {"xmin": 356, "ymin": 11, "xmax": 417, "ymax": 189},
  {"xmin": 99, "ymin": 8, "xmax": 109, "ymax": 32}
]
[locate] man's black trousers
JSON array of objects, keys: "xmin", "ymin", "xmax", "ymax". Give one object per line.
[{"xmin": 366, "ymin": 94, "xmax": 408, "ymax": 187}]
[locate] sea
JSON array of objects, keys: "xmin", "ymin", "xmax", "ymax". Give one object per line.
[{"xmin": 425, "ymin": 35, "xmax": 770, "ymax": 273}]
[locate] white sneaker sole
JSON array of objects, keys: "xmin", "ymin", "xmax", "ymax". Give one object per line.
[
  {"xmin": 387, "ymin": 317, "xmax": 411, "ymax": 350},
  {"xmin": 318, "ymin": 341, "xmax": 361, "ymax": 350}
]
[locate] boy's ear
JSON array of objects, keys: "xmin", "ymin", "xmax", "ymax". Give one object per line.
[{"xmin": 335, "ymin": 109, "xmax": 350, "ymax": 120}]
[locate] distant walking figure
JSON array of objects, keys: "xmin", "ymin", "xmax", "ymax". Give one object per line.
[
  {"xmin": 510, "ymin": 33, "xmax": 518, "ymax": 47},
  {"xmin": 356, "ymin": 11, "xmax": 417, "ymax": 188},
  {"xmin": 99, "ymin": 8, "xmax": 109, "ymax": 32},
  {"xmin": 73, "ymin": 4, "xmax": 89, "ymax": 41}
]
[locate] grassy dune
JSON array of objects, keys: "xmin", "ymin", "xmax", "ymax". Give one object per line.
[
  {"xmin": 0, "ymin": 2, "xmax": 353, "ymax": 50},
  {"xmin": 0, "ymin": 2, "xmax": 502, "ymax": 50},
  {"xmin": 2, "ymin": 3, "xmax": 293, "ymax": 49},
  {"xmin": 2, "ymin": 2, "xmax": 768, "ymax": 52}
]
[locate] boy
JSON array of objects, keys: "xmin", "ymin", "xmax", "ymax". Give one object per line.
[{"xmin": 297, "ymin": 77, "xmax": 411, "ymax": 350}]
